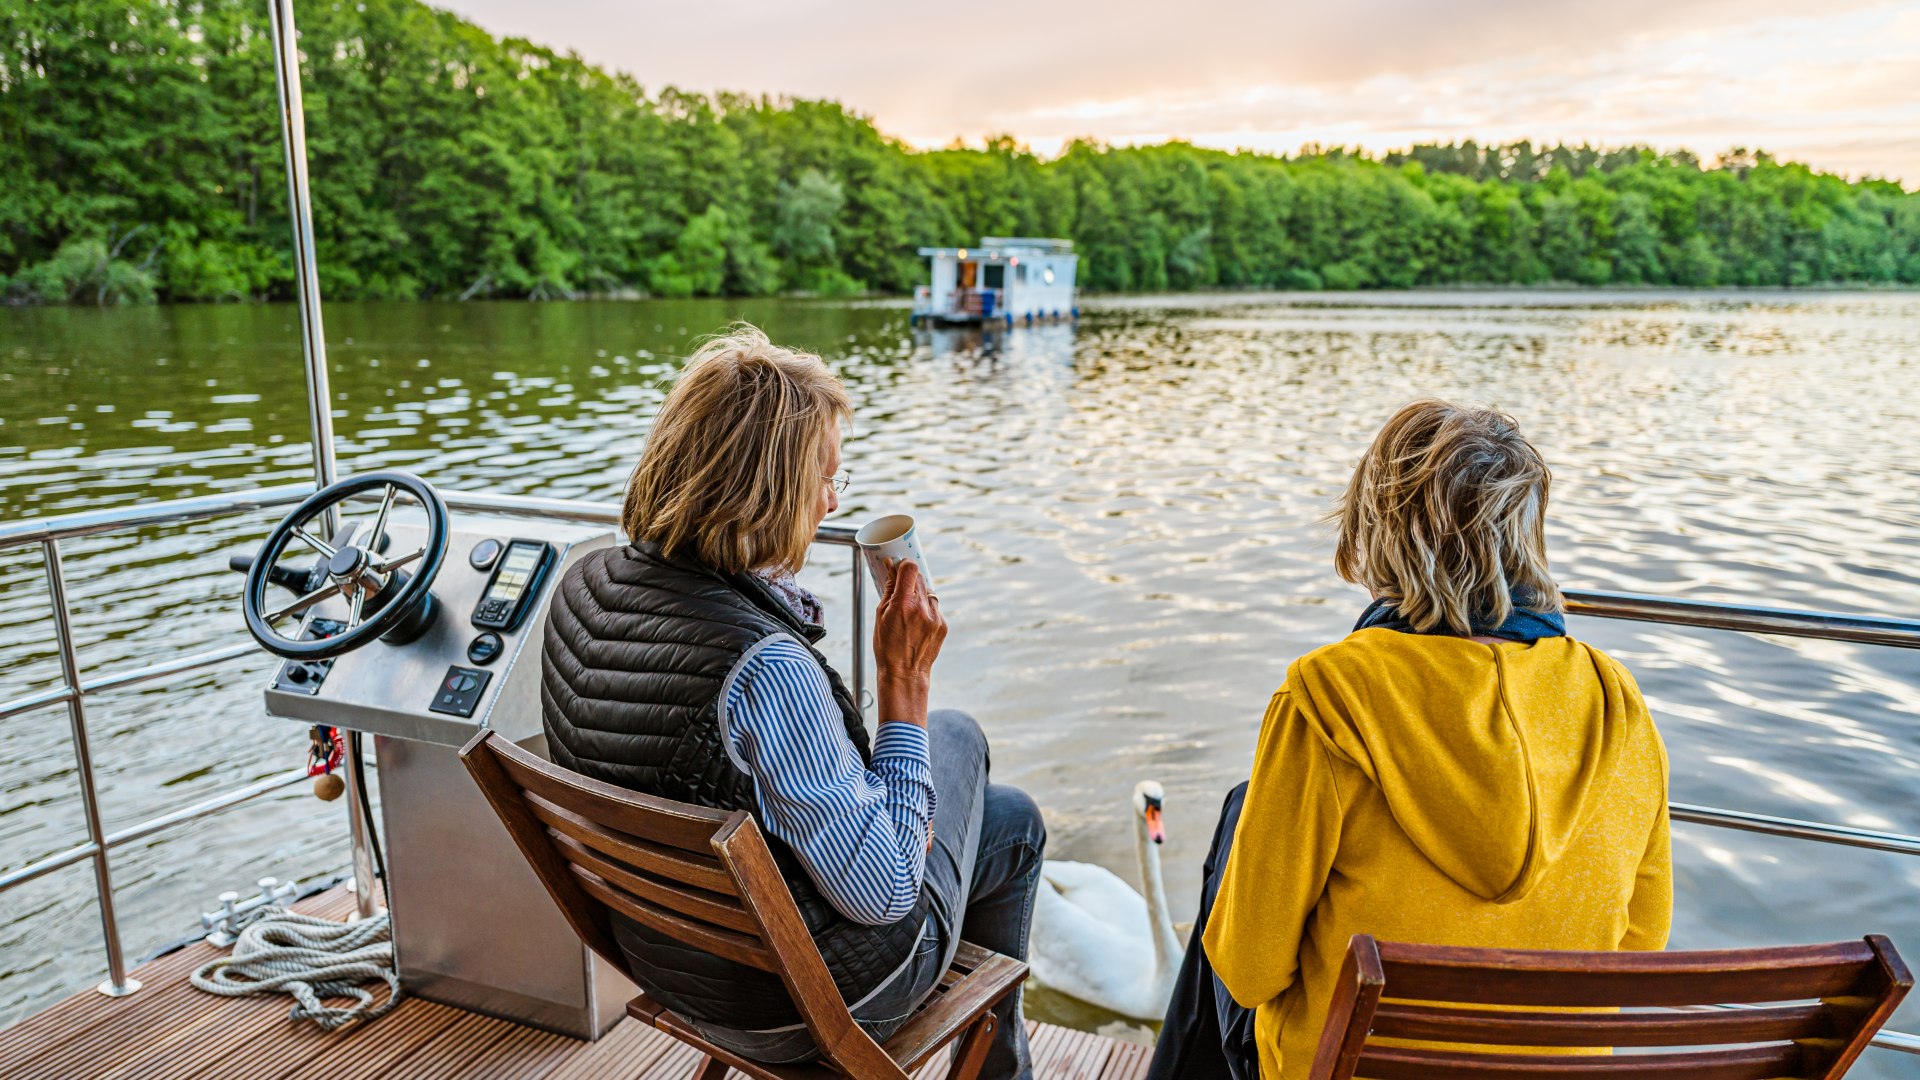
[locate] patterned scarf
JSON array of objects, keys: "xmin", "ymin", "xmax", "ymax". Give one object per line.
[{"xmin": 753, "ymin": 569, "xmax": 824, "ymax": 628}]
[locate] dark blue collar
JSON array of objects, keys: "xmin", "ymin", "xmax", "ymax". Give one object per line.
[{"xmin": 1354, "ymin": 593, "xmax": 1565, "ymax": 643}]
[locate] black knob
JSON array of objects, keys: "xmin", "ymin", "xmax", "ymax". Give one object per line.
[{"xmin": 467, "ymin": 632, "xmax": 503, "ymax": 666}]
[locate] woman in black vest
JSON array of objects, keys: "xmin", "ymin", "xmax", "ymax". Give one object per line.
[{"xmin": 542, "ymin": 324, "xmax": 1044, "ymax": 1080}]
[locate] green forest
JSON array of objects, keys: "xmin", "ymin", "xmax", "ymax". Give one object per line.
[{"xmin": 5, "ymin": 0, "xmax": 1920, "ymax": 304}]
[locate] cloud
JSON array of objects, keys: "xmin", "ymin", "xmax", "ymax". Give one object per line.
[{"xmin": 433, "ymin": 0, "xmax": 1920, "ymax": 181}]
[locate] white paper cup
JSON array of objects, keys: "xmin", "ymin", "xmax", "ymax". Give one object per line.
[{"xmin": 855, "ymin": 514, "xmax": 933, "ymax": 595}]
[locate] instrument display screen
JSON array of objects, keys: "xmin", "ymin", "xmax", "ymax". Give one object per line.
[
  {"xmin": 471, "ymin": 539, "xmax": 554, "ymax": 631},
  {"xmin": 488, "ymin": 543, "xmax": 541, "ymax": 605}
]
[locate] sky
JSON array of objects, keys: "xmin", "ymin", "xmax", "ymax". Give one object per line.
[{"xmin": 434, "ymin": 0, "xmax": 1920, "ymax": 183}]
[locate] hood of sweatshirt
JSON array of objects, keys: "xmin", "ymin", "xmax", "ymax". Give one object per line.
[{"xmin": 1287, "ymin": 627, "xmax": 1646, "ymax": 903}]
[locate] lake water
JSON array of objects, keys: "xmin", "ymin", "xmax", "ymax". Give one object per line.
[{"xmin": 2, "ymin": 291, "xmax": 1917, "ymax": 1071}]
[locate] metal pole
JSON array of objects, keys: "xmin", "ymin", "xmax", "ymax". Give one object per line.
[
  {"xmin": 42, "ymin": 541, "xmax": 140, "ymax": 997},
  {"xmin": 342, "ymin": 732, "xmax": 379, "ymax": 918},
  {"xmin": 1564, "ymin": 589, "xmax": 1920, "ymax": 650},
  {"xmin": 267, "ymin": 0, "xmax": 336, "ymax": 502},
  {"xmin": 850, "ymin": 545, "xmax": 867, "ymax": 717},
  {"xmin": 1670, "ymin": 801, "xmax": 1920, "ymax": 856},
  {"xmin": 268, "ymin": 0, "xmax": 376, "ymax": 919}
]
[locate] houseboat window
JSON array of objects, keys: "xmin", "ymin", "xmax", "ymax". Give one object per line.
[
  {"xmin": 1043, "ymin": 266, "xmax": 1056, "ymax": 285},
  {"xmin": 984, "ymin": 264, "xmax": 1006, "ymax": 289},
  {"xmin": 1016, "ymin": 264, "xmax": 1028, "ymax": 283}
]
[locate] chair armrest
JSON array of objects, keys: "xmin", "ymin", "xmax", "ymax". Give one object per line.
[{"xmin": 883, "ymin": 944, "xmax": 1028, "ymax": 1071}]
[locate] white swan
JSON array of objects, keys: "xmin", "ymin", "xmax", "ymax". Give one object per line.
[{"xmin": 1028, "ymin": 781, "xmax": 1184, "ymax": 1020}]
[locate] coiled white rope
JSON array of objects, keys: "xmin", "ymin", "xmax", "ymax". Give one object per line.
[{"xmin": 190, "ymin": 906, "xmax": 401, "ymax": 1030}]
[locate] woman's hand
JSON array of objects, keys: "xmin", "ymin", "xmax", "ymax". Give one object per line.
[{"xmin": 873, "ymin": 559, "xmax": 946, "ymax": 726}]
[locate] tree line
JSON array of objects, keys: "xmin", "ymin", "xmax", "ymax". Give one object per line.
[{"xmin": 4, "ymin": 0, "xmax": 1918, "ymax": 305}]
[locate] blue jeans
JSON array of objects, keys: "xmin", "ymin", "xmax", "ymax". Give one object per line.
[{"xmin": 692, "ymin": 710, "xmax": 1044, "ymax": 1080}]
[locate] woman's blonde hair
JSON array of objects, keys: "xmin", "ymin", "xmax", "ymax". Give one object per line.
[
  {"xmin": 1333, "ymin": 400, "xmax": 1562, "ymax": 635},
  {"xmin": 623, "ymin": 325, "xmax": 849, "ymax": 575}
]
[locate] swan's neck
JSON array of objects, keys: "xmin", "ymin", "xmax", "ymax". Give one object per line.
[{"xmin": 1135, "ymin": 813, "xmax": 1182, "ymax": 977}]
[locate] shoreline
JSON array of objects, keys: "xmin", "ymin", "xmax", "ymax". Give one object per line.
[{"xmin": 6, "ymin": 281, "xmax": 1919, "ymax": 313}]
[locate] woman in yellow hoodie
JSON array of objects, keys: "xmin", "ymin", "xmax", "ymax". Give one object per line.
[{"xmin": 1146, "ymin": 400, "xmax": 1671, "ymax": 1080}]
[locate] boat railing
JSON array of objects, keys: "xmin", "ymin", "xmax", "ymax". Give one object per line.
[
  {"xmin": 958, "ymin": 287, "xmax": 1003, "ymax": 317},
  {"xmin": 1, "ymin": 484, "xmax": 1917, "ymax": 1057}
]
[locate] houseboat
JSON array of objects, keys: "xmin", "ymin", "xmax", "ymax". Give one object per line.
[{"xmin": 912, "ymin": 238, "xmax": 1079, "ymax": 326}]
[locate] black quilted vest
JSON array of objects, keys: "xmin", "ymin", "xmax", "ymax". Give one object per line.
[{"xmin": 540, "ymin": 541, "xmax": 929, "ymax": 1029}]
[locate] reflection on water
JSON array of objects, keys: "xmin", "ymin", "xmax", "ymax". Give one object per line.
[{"xmin": 2, "ymin": 292, "xmax": 1918, "ymax": 1071}]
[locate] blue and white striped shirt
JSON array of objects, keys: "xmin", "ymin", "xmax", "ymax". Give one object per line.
[{"xmin": 720, "ymin": 637, "xmax": 936, "ymax": 926}]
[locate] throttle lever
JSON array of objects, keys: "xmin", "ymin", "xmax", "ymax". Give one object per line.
[{"xmin": 229, "ymin": 553, "xmax": 314, "ymax": 593}]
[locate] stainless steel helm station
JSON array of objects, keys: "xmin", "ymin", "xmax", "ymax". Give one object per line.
[{"xmin": 239, "ymin": 470, "xmax": 627, "ymax": 1039}]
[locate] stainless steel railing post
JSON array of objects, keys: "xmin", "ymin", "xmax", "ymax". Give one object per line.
[
  {"xmin": 341, "ymin": 732, "xmax": 380, "ymax": 920},
  {"xmin": 850, "ymin": 544, "xmax": 867, "ymax": 715},
  {"xmin": 269, "ymin": 0, "xmax": 375, "ymax": 920},
  {"xmin": 266, "ymin": 0, "xmax": 337, "ymax": 505},
  {"xmin": 41, "ymin": 540, "xmax": 140, "ymax": 997}
]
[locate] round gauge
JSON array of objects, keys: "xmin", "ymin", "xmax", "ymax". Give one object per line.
[{"xmin": 469, "ymin": 538, "xmax": 502, "ymax": 571}]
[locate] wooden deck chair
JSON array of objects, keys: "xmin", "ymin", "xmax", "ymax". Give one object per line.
[
  {"xmin": 1308, "ymin": 933, "xmax": 1911, "ymax": 1080},
  {"xmin": 459, "ymin": 731, "xmax": 1027, "ymax": 1080}
]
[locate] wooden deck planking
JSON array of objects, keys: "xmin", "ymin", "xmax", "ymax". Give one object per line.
[
  {"xmin": 462, "ymin": 1024, "xmax": 581, "ymax": 1080},
  {"xmin": 0, "ymin": 885, "xmax": 1154, "ymax": 1080},
  {"xmin": 547, "ymin": 1020, "xmax": 682, "ymax": 1080},
  {"xmin": 281, "ymin": 998, "xmax": 464, "ymax": 1079},
  {"xmin": 12, "ymin": 940, "xmax": 272, "ymax": 1078},
  {"xmin": 377, "ymin": 1007, "xmax": 509, "ymax": 1079}
]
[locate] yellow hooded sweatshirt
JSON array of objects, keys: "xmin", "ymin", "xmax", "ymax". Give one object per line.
[{"xmin": 1203, "ymin": 628, "xmax": 1672, "ymax": 1080}]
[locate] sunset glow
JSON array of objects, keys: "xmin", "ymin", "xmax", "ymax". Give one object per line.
[{"xmin": 437, "ymin": 0, "xmax": 1920, "ymax": 183}]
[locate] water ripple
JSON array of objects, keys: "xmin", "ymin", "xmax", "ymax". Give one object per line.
[{"xmin": 1, "ymin": 293, "xmax": 1917, "ymax": 1062}]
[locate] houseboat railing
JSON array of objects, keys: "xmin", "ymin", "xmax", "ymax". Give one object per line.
[
  {"xmin": 1, "ymin": 485, "xmax": 1917, "ymax": 1056},
  {"xmin": 1564, "ymin": 590, "xmax": 1920, "ymax": 651}
]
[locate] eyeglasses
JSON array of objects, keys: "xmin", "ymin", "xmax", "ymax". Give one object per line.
[{"xmin": 821, "ymin": 469, "xmax": 852, "ymax": 494}]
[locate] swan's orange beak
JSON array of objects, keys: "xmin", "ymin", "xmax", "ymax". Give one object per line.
[{"xmin": 1144, "ymin": 804, "xmax": 1165, "ymax": 845}]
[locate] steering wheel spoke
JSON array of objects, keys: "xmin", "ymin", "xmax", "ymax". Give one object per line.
[
  {"xmin": 372, "ymin": 547, "xmax": 425, "ymax": 574},
  {"xmin": 291, "ymin": 525, "xmax": 338, "ymax": 560},
  {"xmin": 268, "ymin": 580, "xmax": 345, "ymax": 623},
  {"xmin": 346, "ymin": 583, "xmax": 368, "ymax": 628},
  {"xmin": 366, "ymin": 485, "xmax": 399, "ymax": 555}
]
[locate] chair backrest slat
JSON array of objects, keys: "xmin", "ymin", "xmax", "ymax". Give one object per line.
[
  {"xmin": 1358, "ymin": 1043, "xmax": 1804, "ymax": 1080},
  {"xmin": 568, "ymin": 864, "xmax": 781, "ymax": 973},
  {"xmin": 1371, "ymin": 1002, "xmax": 1835, "ymax": 1048},
  {"xmin": 1377, "ymin": 941, "xmax": 1878, "ymax": 1008},
  {"xmin": 486, "ymin": 735, "xmax": 731, "ymax": 853},
  {"xmin": 525, "ymin": 792, "xmax": 740, "ymax": 896},
  {"xmin": 1306, "ymin": 934, "xmax": 1911, "ymax": 1080},
  {"xmin": 551, "ymin": 831, "xmax": 759, "ymax": 935}
]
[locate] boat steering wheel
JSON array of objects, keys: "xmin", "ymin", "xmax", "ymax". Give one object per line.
[{"xmin": 242, "ymin": 471, "xmax": 449, "ymax": 660}]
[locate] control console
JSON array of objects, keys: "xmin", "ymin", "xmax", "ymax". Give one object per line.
[
  {"xmin": 245, "ymin": 481, "xmax": 631, "ymax": 1039},
  {"xmin": 263, "ymin": 518, "xmax": 610, "ymax": 745}
]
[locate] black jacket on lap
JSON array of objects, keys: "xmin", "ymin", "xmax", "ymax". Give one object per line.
[{"xmin": 541, "ymin": 540, "xmax": 929, "ymax": 1030}]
